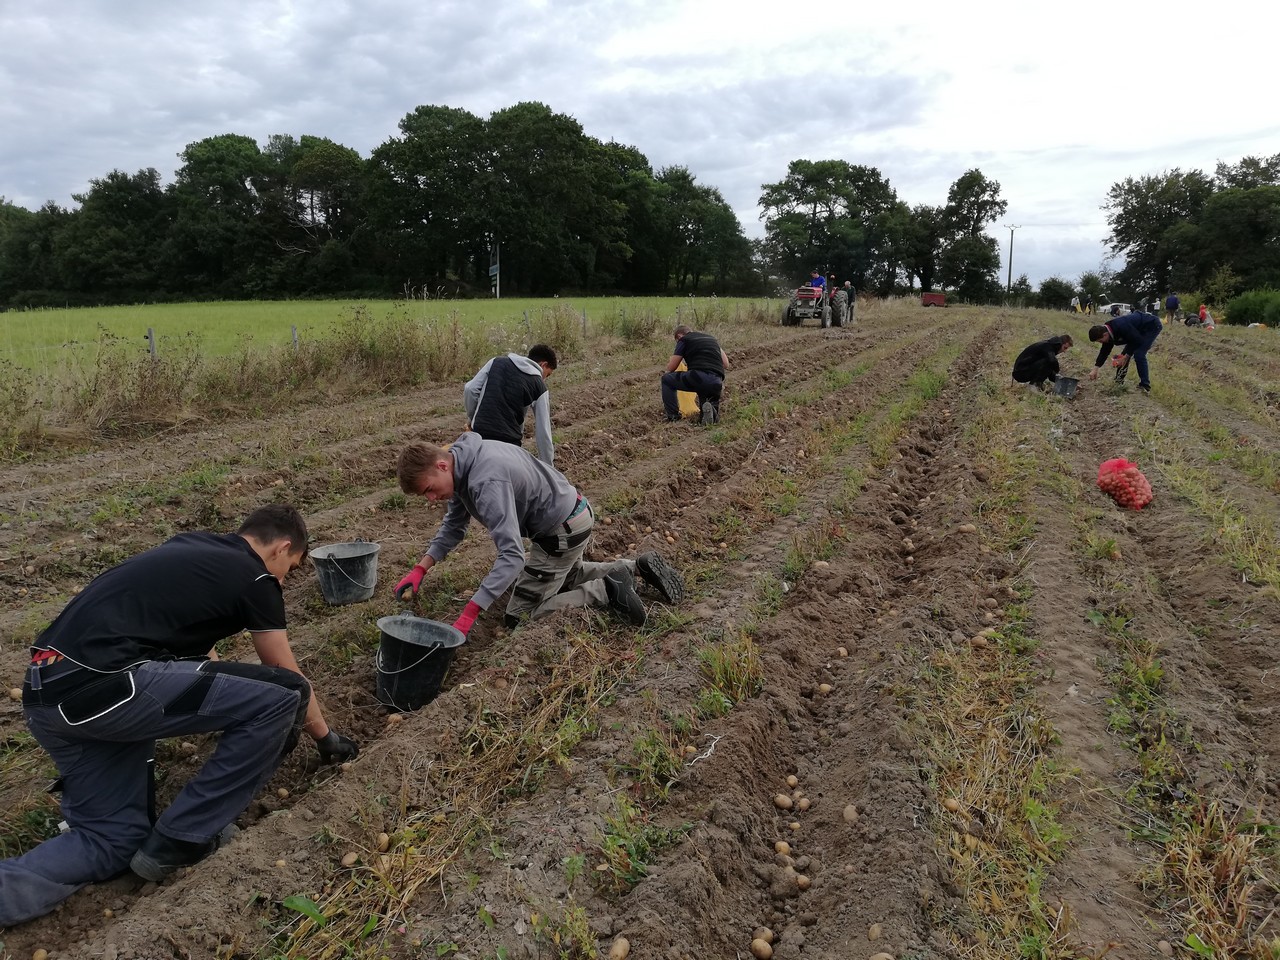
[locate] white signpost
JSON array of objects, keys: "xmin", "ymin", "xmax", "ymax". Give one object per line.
[{"xmin": 489, "ymin": 243, "xmax": 501, "ymax": 299}]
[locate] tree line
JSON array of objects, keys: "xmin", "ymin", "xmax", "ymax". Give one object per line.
[
  {"xmin": 0, "ymin": 100, "xmax": 1017, "ymax": 307},
  {"xmin": 3, "ymin": 94, "xmax": 1271, "ymax": 309}
]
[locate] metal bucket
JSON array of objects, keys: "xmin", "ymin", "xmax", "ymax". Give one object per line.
[
  {"xmin": 375, "ymin": 615, "xmax": 466, "ymax": 711},
  {"xmin": 310, "ymin": 540, "xmax": 380, "ymax": 605},
  {"xmin": 1052, "ymin": 377, "xmax": 1079, "ymax": 399}
]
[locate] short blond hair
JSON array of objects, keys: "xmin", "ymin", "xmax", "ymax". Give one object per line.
[{"xmin": 397, "ymin": 442, "xmax": 448, "ymax": 492}]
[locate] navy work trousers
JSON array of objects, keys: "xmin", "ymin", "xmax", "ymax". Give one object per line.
[
  {"xmin": 0, "ymin": 658, "xmax": 308, "ymax": 927},
  {"xmin": 661, "ymin": 369, "xmax": 723, "ymax": 419}
]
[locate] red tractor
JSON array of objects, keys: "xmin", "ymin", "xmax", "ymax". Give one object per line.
[{"xmin": 782, "ymin": 284, "xmax": 849, "ymax": 327}]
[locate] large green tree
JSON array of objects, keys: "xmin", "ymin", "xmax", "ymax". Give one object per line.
[
  {"xmin": 938, "ymin": 169, "xmax": 1006, "ymax": 302},
  {"xmin": 1103, "ymin": 168, "xmax": 1214, "ymax": 293}
]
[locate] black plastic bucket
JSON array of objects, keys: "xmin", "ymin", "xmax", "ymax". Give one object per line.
[
  {"xmin": 1052, "ymin": 376, "xmax": 1079, "ymax": 399},
  {"xmin": 375, "ymin": 615, "xmax": 466, "ymax": 711},
  {"xmin": 311, "ymin": 540, "xmax": 380, "ymax": 605}
]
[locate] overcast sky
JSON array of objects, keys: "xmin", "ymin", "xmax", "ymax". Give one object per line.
[{"xmin": 2, "ymin": 0, "xmax": 1276, "ymax": 288}]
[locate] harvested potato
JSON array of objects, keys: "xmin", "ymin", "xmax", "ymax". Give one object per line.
[
  {"xmin": 818, "ymin": 683, "xmax": 833, "ymax": 695},
  {"xmin": 275, "ymin": 859, "xmax": 287, "ymax": 868},
  {"xmin": 785, "ymin": 774, "xmax": 798, "ymax": 788},
  {"xmin": 33, "ymin": 951, "xmax": 49, "ymax": 960},
  {"xmin": 773, "ymin": 840, "xmax": 791, "ymax": 856},
  {"xmin": 387, "ymin": 713, "xmax": 403, "ymax": 725},
  {"xmin": 752, "ymin": 926, "xmax": 774, "ymax": 944},
  {"xmin": 795, "ymin": 874, "xmax": 811, "ymax": 890},
  {"xmin": 376, "ymin": 833, "xmax": 391, "ymax": 852},
  {"xmin": 789, "ymin": 821, "xmax": 801, "ymax": 831},
  {"xmin": 843, "ymin": 804, "xmax": 859, "ymax": 823},
  {"xmin": 608, "ymin": 937, "xmax": 631, "ymax": 960},
  {"xmin": 8, "ymin": 688, "xmax": 21, "ymax": 701},
  {"xmin": 277, "ymin": 788, "xmax": 290, "ymax": 800},
  {"xmin": 868, "ymin": 922, "xmax": 882, "ymax": 940},
  {"xmin": 943, "ymin": 798, "xmax": 960, "ymax": 812},
  {"xmin": 797, "ymin": 797, "xmax": 811, "ymax": 812},
  {"xmin": 773, "ymin": 794, "xmax": 793, "ymax": 811},
  {"xmin": 836, "ymin": 646, "xmax": 848, "ymax": 657},
  {"xmin": 957, "ymin": 523, "xmax": 977, "ymax": 534},
  {"xmin": 103, "ymin": 908, "xmax": 114, "ymax": 919},
  {"xmin": 750, "ymin": 939, "xmax": 773, "ymax": 960},
  {"xmin": 340, "ymin": 852, "xmax": 359, "ymax": 868}
]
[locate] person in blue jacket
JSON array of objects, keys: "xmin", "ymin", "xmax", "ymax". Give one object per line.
[{"xmin": 1087, "ymin": 306, "xmax": 1163, "ymax": 392}]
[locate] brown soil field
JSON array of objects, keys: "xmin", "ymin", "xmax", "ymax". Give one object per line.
[{"xmin": 2, "ymin": 302, "xmax": 1278, "ymax": 960}]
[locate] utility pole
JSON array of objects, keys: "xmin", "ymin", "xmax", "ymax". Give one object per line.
[{"xmin": 1003, "ymin": 224, "xmax": 1020, "ymax": 294}]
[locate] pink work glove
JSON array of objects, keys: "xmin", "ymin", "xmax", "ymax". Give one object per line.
[
  {"xmin": 394, "ymin": 564, "xmax": 427, "ymax": 601},
  {"xmin": 452, "ymin": 601, "xmax": 483, "ymax": 635}
]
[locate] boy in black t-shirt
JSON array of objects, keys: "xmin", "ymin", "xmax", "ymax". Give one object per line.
[
  {"xmin": 661, "ymin": 324, "xmax": 731, "ymax": 425},
  {"xmin": 0, "ymin": 505, "xmax": 359, "ymax": 927}
]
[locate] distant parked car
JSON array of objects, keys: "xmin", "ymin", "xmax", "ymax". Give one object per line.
[{"xmin": 1097, "ymin": 302, "xmax": 1132, "ymax": 316}]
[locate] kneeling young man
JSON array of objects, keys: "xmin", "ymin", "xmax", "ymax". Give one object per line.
[
  {"xmin": 0, "ymin": 504, "xmax": 358, "ymax": 927},
  {"xmin": 394, "ymin": 434, "xmax": 684, "ymax": 632}
]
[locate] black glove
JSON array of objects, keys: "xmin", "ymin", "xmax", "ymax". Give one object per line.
[{"xmin": 316, "ymin": 730, "xmax": 359, "ymax": 764}]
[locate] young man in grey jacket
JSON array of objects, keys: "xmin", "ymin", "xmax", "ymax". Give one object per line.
[
  {"xmin": 392, "ymin": 433, "xmax": 684, "ymax": 634},
  {"xmin": 464, "ymin": 344, "xmax": 557, "ymax": 466}
]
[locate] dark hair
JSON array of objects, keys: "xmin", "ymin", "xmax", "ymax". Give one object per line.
[
  {"xmin": 238, "ymin": 504, "xmax": 308, "ymax": 557},
  {"xmin": 1088, "ymin": 325, "xmax": 1108, "ymax": 342},
  {"xmin": 528, "ymin": 344, "xmax": 558, "ymax": 369},
  {"xmin": 673, "ymin": 324, "xmax": 692, "ymax": 338},
  {"xmin": 397, "ymin": 442, "xmax": 449, "ymax": 492}
]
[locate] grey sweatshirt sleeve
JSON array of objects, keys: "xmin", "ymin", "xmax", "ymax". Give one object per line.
[
  {"xmin": 425, "ymin": 498, "xmax": 472, "ymax": 564},
  {"xmin": 467, "ymin": 479, "xmax": 526, "ymax": 609},
  {"xmin": 463, "ymin": 360, "xmax": 493, "ymax": 423},
  {"xmin": 532, "ymin": 393, "xmax": 554, "ymax": 466}
]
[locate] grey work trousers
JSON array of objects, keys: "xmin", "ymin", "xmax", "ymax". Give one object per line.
[
  {"xmin": 0, "ymin": 658, "xmax": 308, "ymax": 927},
  {"xmin": 504, "ymin": 499, "xmax": 634, "ymax": 623}
]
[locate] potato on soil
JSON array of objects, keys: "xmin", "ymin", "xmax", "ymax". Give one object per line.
[
  {"xmin": 608, "ymin": 937, "xmax": 631, "ymax": 960},
  {"xmin": 868, "ymin": 922, "xmax": 883, "ymax": 940},
  {"xmin": 943, "ymin": 798, "xmax": 960, "ymax": 812},
  {"xmin": 33, "ymin": 951, "xmax": 49, "ymax": 960},
  {"xmin": 376, "ymin": 832, "xmax": 391, "ymax": 852},
  {"xmin": 340, "ymin": 852, "xmax": 359, "ymax": 868},
  {"xmin": 786, "ymin": 774, "xmax": 798, "ymax": 788},
  {"xmin": 818, "ymin": 683, "xmax": 833, "ymax": 695},
  {"xmin": 870, "ymin": 954, "xmax": 895, "ymax": 960},
  {"xmin": 774, "ymin": 793, "xmax": 793, "ymax": 810},
  {"xmin": 750, "ymin": 939, "xmax": 773, "ymax": 959},
  {"xmin": 795, "ymin": 874, "xmax": 811, "ymax": 890},
  {"xmin": 8, "ymin": 687, "xmax": 21, "ymax": 701},
  {"xmin": 752, "ymin": 926, "xmax": 775, "ymax": 944},
  {"xmin": 277, "ymin": 788, "xmax": 289, "ymax": 799},
  {"xmin": 843, "ymin": 804, "xmax": 859, "ymax": 823},
  {"xmin": 774, "ymin": 840, "xmax": 791, "ymax": 856},
  {"xmin": 836, "ymin": 646, "xmax": 848, "ymax": 657}
]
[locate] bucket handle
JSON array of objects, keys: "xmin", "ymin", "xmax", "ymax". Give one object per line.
[
  {"xmin": 318, "ymin": 541, "xmax": 378, "ymax": 591},
  {"xmin": 376, "ymin": 645, "xmax": 445, "ymax": 676}
]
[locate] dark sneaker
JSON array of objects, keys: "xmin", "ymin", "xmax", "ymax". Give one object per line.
[
  {"xmin": 1138, "ymin": 383, "xmax": 1151, "ymax": 393},
  {"xmin": 603, "ymin": 569, "xmax": 647, "ymax": 626},
  {"xmin": 635, "ymin": 552, "xmax": 684, "ymax": 604},
  {"xmin": 130, "ymin": 824, "xmax": 238, "ymax": 881},
  {"xmin": 700, "ymin": 400, "xmax": 718, "ymax": 425}
]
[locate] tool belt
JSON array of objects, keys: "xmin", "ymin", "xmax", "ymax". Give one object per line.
[
  {"xmin": 24, "ymin": 650, "xmax": 138, "ymax": 723},
  {"xmin": 532, "ymin": 495, "xmax": 593, "ymax": 554}
]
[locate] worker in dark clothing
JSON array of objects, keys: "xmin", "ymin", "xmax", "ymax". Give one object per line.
[
  {"xmin": 464, "ymin": 344, "xmax": 557, "ymax": 466},
  {"xmin": 0, "ymin": 505, "xmax": 358, "ymax": 927},
  {"xmin": 393, "ymin": 435, "xmax": 685, "ymax": 631},
  {"xmin": 1088, "ymin": 309, "xmax": 1163, "ymax": 392},
  {"xmin": 1011, "ymin": 334, "xmax": 1073, "ymax": 389},
  {"xmin": 661, "ymin": 325, "xmax": 730, "ymax": 425}
]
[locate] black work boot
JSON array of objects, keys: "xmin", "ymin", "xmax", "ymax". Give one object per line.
[
  {"xmin": 130, "ymin": 824, "xmax": 238, "ymax": 881},
  {"xmin": 603, "ymin": 570, "xmax": 647, "ymax": 626},
  {"xmin": 635, "ymin": 552, "xmax": 685, "ymax": 604}
]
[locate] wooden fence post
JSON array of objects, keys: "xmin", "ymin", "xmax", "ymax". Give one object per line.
[{"xmin": 147, "ymin": 327, "xmax": 156, "ymax": 357}]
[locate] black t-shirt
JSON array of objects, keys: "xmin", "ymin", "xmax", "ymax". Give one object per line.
[
  {"xmin": 676, "ymin": 331, "xmax": 726, "ymax": 379},
  {"xmin": 36, "ymin": 532, "xmax": 287, "ymax": 672}
]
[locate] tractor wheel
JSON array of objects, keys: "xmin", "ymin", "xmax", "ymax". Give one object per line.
[
  {"xmin": 821, "ymin": 305, "xmax": 831, "ymax": 328},
  {"xmin": 781, "ymin": 306, "xmax": 789, "ymax": 326},
  {"xmin": 832, "ymin": 302, "xmax": 846, "ymax": 327}
]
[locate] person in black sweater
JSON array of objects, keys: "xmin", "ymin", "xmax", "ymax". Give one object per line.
[{"xmin": 1012, "ymin": 334, "xmax": 1073, "ymax": 389}]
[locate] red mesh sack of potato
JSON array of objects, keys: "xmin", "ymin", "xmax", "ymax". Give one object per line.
[{"xmin": 1097, "ymin": 458, "xmax": 1154, "ymax": 510}]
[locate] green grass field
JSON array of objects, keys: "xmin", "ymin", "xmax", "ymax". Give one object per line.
[{"xmin": 0, "ymin": 296, "xmax": 766, "ymax": 372}]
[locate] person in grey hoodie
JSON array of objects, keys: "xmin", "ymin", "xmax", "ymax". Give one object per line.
[
  {"xmin": 464, "ymin": 344, "xmax": 557, "ymax": 465},
  {"xmin": 392, "ymin": 434, "xmax": 685, "ymax": 634}
]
